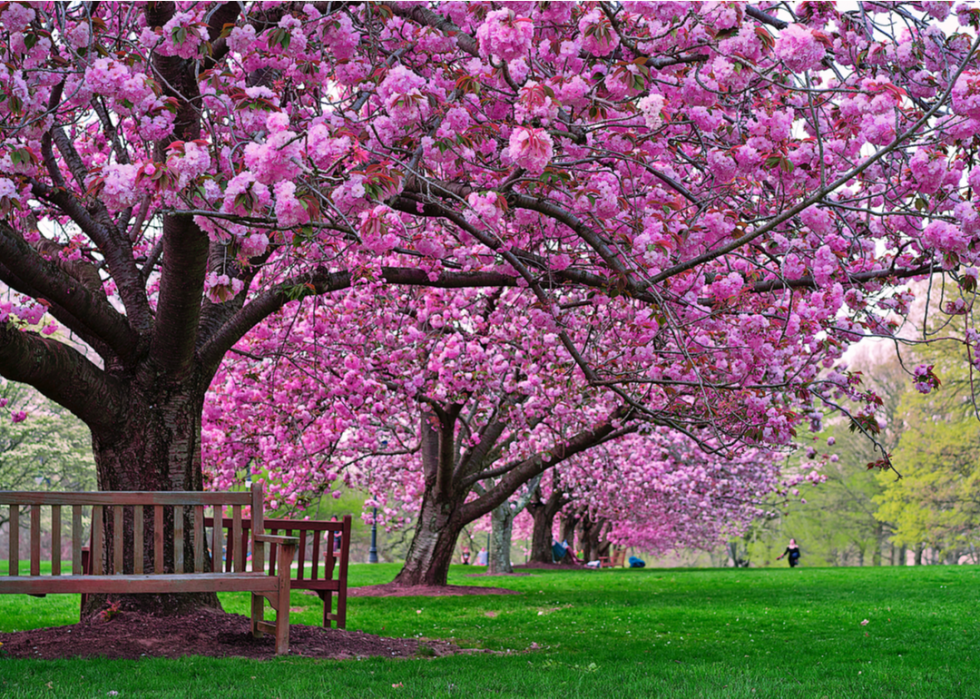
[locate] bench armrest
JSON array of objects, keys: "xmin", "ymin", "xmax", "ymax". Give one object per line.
[{"xmin": 254, "ymin": 534, "xmax": 299, "ymax": 546}]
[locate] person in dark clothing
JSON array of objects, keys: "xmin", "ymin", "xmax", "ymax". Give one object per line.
[{"xmin": 776, "ymin": 538, "xmax": 801, "ymax": 567}]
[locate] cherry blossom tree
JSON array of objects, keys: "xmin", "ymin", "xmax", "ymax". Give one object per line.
[
  {"xmin": 205, "ymin": 284, "xmax": 643, "ymax": 585},
  {"xmin": 2, "ymin": 1, "xmax": 980, "ymax": 603}
]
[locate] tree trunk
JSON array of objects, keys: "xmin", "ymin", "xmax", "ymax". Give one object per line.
[
  {"xmin": 527, "ymin": 487, "xmax": 564, "ymax": 564},
  {"xmin": 556, "ymin": 512, "xmax": 580, "ymax": 565},
  {"xmin": 579, "ymin": 516, "xmax": 603, "ymax": 562},
  {"xmin": 914, "ymin": 545, "xmax": 923, "ymax": 565},
  {"xmin": 488, "ymin": 502, "xmax": 514, "ymax": 574},
  {"xmin": 528, "ymin": 502, "xmax": 555, "ymax": 563},
  {"xmin": 392, "ymin": 488, "xmax": 463, "ymax": 587},
  {"xmin": 83, "ymin": 376, "xmax": 221, "ymax": 616}
]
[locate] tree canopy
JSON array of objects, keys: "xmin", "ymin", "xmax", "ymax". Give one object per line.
[{"xmin": 4, "ymin": 2, "xmax": 980, "ymax": 590}]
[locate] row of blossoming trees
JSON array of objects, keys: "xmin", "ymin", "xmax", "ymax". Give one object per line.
[{"xmin": 1, "ymin": 1, "xmax": 979, "ymax": 605}]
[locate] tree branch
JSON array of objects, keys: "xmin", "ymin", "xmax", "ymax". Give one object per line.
[
  {"xmin": 198, "ymin": 266, "xmax": 520, "ymax": 368},
  {"xmin": 459, "ymin": 413, "xmax": 636, "ymax": 522},
  {"xmin": 0, "ymin": 224, "xmax": 138, "ymax": 361},
  {"xmin": 148, "ymin": 213, "xmax": 209, "ymax": 375},
  {"xmin": 0, "ymin": 322, "xmax": 121, "ymax": 434}
]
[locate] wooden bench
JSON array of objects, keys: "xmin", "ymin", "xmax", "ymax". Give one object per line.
[
  {"xmin": 204, "ymin": 515, "xmax": 352, "ymax": 629},
  {"xmin": 598, "ymin": 547, "xmax": 627, "ymax": 568},
  {"xmin": 0, "ymin": 484, "xmax": 298, "ymax": 654}
]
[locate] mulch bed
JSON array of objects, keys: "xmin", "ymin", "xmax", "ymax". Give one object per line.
[
  {"xmin": 515, "ymin": 561, "xmax": 583, "ymax": 570},
  {"xmin": 348, "ymin": 583, "xmax": 522, "ymax": 598},
  {"xmin": 0, "ymin": 609, "xmax": 459, "ymax": 660}
]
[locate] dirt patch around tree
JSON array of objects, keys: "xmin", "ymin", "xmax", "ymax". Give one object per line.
[
  {"xmin": 348, "ymin": 583, "xmax": 522, "ymax": 598},
  {"xmin": 0, "ymin": 609, "xmax": 460, "ymax": 660},
  {"xmin": 515, "ymin": 561, "xmax": 584, "ymax": 570}
]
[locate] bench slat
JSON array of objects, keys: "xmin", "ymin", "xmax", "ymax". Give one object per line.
[
  {"xmin": 256, "ymin": 620, "xmax": 277, "ymax": 636},
  {"xmin": 232, "ymin": 506, "xmax": 243, "ymax": 573},
  {"xmin": 154, "ymin": 505, "xmax": 164, "ymax": 574},
  {"xmin": 212, "ymin": 506, "xmax": 223, "ymax": 576},
  {"xmin": 8, "ymin": 505, "xmax": 18, "ymax": 576},
  {"xmin": 92, "ymin": 505, "xmax": 103, "ymax": 576},
  {"xmin": 194, "ymin": 505, "xmax": 204, "ymax": 573},
  {"xmin": 72, "ymin": 506, "xmax": 82, "ymax": 574},
  {"xmin": 134, "ymin": 505, "xmax": 144, "ymax": 575},
  {"xmin": 174, "ymin": 505, "xmax": 184, "ymax": 574},
  {"xmin": 311, "ymin": 529, "xmax": 320, "ymax": 581},
  {"xmin": 297, "ymin": 530, "xmax": 306, "ymax": 581},
  {"xmin": 113, "ymin": 506, "xmax": 123, "ymax": 574},
  {"xmin": 51, "ymin": 505, "xmax": 61, "ymax": 576},
  {"xmin": 0, "ymin": 492, "xmax": 252, "ymax": 506},
  {"xmin": 0, "ymin": 573, "xmax": 281, "ymax": 595},
  {"xmin": 30, "ymin": 505, "xmax": 40, "ymax": 576}
]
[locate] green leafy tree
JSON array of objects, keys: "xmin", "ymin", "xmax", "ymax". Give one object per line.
[
  {"xmin": 0, "ymin": 379, "xmax": 96, "ymax": 526},
  {"xmin": 748, "ymin": 345, "xmax": 909, "ymax": 567},
  {"xmin": 875, "ymin": 347, "xmax": 980, "ymax": 561}
]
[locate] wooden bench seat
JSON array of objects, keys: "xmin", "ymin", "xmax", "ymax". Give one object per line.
[
  {"xmin": 0, "ymin": 572, "xmax": 283, "ymax": 595},
  {"xmin": 0, "ymin": 484, "xmax": 297, "ymax": 654}
]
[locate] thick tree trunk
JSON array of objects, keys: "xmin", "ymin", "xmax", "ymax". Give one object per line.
[
  {"xmin": 488, "ymin": 503, "xmax": 515, "ymax": 574},
  {"xmin": 392, "ymin": 489, "xmax": 464, "ymax": 586},
  {"xmin": 528, "ymin": 502, "xmax": 557, "ymax": 563},
  {"xmin": 527, "ymin": 484, "xmax": 565, "ymax": 564},
  {"xmin": 555, "ymin": 512, "xmax": 580, "ymax": 565},
  {"xmin": 914, "ymin": 546, "xmax": 923, "ymax": 565},
  {"xmin": 83, "ymin": 375, "xmax": 221, "ymax": 616},
  {"xmin": 579, "ymin": 516, "xmax": 605, "ymax": 562}
]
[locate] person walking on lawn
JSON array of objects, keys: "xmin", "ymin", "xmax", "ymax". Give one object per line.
[{"xmin": 776, "ymin": 539, "xmax": 802, "ymax": 567}]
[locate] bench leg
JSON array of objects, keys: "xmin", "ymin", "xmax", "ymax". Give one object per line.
[
  {"xmin": 275, "ymin": 543, "xmax": 295, "ymax": 655},
  {"xmin": 250, "ymin": 592, "xmax": 264, "ymax": 638},
  {"xmin": 322, "ymin": 589, "xmax": 333, "ymax": 628}
]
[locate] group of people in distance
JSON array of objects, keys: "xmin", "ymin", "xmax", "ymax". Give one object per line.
[
  {"xmin": 459, "ymin": 539, "xmax": 802, "ymax": 568},
  {"xmin": 460, "ymin": 546, "xmax": 488, "ymax": 566}
]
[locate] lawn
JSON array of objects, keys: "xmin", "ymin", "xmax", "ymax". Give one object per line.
[{"xmin": 1, "ymin": 563, "xmax": 978, "ymax": 698}]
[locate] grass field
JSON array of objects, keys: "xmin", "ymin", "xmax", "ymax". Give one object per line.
[{"xmin": 1, "ymin": 563, "xmax": 979, "ymax": 698}]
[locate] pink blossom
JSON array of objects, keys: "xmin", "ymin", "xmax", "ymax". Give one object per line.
[
  {"xmin": 243, "ymin": 115, "xmax": 303, "ymax": 184},
  {"xmin": 476, "ymin": 9, "xmax": 534, "ymax": 61},
  {"xmin": 638, "ymin": 93, "xmax": 665, "ymax": 130},
  {"xmin": 578, "ymin": 8, "xmax": 619, "ymax": 57},
  {"xmin": 11, "ymin": 411, "xmax": 27, "ymax": 424},
  {"xmin": 159, "ymin": 11, "xmax": 204, "ymax": 60},
  {"xmin": 93, "ymin": 163, "xmax": 140, "ymax": 211},
  {"xmin": 507, "ymin": 127, "xmax": 553, "ymax": 175},
  {"xmin": 775, "ymin": 24, "xmax": 826, "ymax": 72},
  {"xmin": 273, "ymin": 181, "xmax": 310, "ymax": 229},
  {"xmin": 953, "ymin": 72, "xmax": 980, "ymax": 119},
  {"xmin": 378, "ymin": 66, "xmax": 431, "ymax": 129},
  {"xmin": 204, "ymin": 273, "xmax": 244, "ymax": 304}
]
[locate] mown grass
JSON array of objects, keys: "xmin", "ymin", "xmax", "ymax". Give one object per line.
[{"xmin": 1, "ymin": 563, "xmax": 979, "ymax": 698}]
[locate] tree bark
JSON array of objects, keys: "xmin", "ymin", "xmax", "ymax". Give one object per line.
[
  {"xmin": 557, "ymin": 512, "xmax": 580, "ymax": 565},
  {"xmin": 488, "ymin": 503, "xmax": 515, "ymax": 574},
  {"xmin": 82, "ymin": 374, "xmax": 221, "ymax": 615},
  {"xmin": 391, "ymin": 488, "xmax": 464, "ymax": 587},
  {"xmin": 528, "ymin": 487, "xmax": 565, "ymax": 563},
  {"xmin": 392, "ymin": 407, "xmax": 629, "ymax": 585}
]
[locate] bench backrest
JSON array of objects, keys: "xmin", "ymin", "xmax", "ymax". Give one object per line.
[
  {"xmin": 0, "ymin": 484, "xmax": 267, "ymax": 577},
  {"xmin": 207, "ymin": 515, "xmax": 352, "ymax": 588}
]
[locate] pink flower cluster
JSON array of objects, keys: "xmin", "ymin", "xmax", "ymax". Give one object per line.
[
  {"xmin": 774, "ymin": 24, "xmax": 826, "ymax": 72},
  {"xmin": 476, "ymin": 9, "xmax": 534, "ymax": 61},
  {"xmin": 507, "ymin": 127, "xmax": 553, "ymax": 175}
]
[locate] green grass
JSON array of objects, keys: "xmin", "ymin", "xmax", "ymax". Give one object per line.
[{"xmin": 2, "ymin": 564, "xmax": 979, "ymax": 698}]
